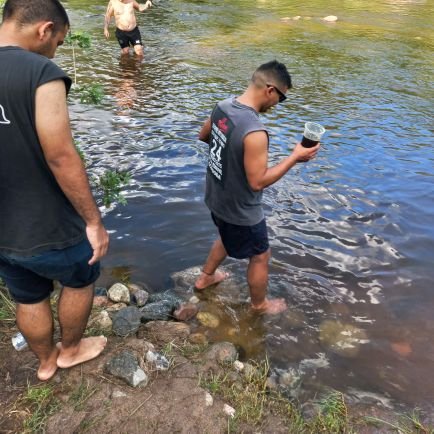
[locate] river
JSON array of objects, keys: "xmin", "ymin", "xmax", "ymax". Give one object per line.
[{"xmin": 57, "ymin": 0, "xmax": 434, "ymax": 413}]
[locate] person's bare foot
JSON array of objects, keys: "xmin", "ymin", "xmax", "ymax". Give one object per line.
[
  {"xmin": 56, "ymin": 336, "xmax": 107, "ymax": 369},
  {"xmin": 194, "ymin": 269, "xmax": 229, "ymax": 290},
  {"xmin": 251, "ymin": 298, "xmax": 287, "ymax": 314},
  {"xmin": 37, "ymin": 346, "xmax": 59, "ymax": 381}
]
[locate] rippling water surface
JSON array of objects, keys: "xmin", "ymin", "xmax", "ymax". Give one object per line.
[{"xmin": 60, "ymin": 0, "xmax": 434, "ymax": 410}]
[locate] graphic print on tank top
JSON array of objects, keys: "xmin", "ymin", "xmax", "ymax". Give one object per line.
[
  {"xmin": 207, "ymin": 106, "xmax": 234, "ymax": 186},
  {"xmin": 0, "ymin": 104, "xmax": 11, "ymax": 124}
]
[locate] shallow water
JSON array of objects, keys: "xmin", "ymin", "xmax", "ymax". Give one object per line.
[{"xmin": 58, "ymin": 0, "xmax": 434, "ymax": 411}]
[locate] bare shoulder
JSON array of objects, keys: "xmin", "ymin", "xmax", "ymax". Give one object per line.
[{"xmin": 244, "ymin": 130, "xmax": 268, "ymax": 151}]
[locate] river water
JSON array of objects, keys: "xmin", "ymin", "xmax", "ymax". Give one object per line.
[{"xmin": 57, "ymin": 0, "xmax": 433, "ymax": 412}]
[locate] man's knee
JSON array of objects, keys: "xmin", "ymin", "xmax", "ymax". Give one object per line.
[
  {"xmin": 121, "ymin": 47, "xmax": 130, "ymax": 55},
  {"xmin": 134, "ymin": 45, "xmax": 144, "ymax": 56},
  {"xmin": 250, "ymin": 248, "xmax": 271, "ymax": 264}
]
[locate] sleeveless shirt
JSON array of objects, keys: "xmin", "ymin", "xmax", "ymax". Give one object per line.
[
  {"xmin": 0, "ymin": 46, "xmax": 86, "ymax": 255},
  {"xmin": 205, "ymin": 97, "xmax": 268, "ymax": 226}
]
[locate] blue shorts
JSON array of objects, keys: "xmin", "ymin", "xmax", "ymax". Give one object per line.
[
  {"xmin": 0, "ymin": 239, "xmax": 100, "ymax": 304},
  {"xmin": 211, "ymin": 213, "xmax": 269, "ymax": 259}
]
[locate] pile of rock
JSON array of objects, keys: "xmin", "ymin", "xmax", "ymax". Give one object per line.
[{"xmin": 89, "ymin": 282, "xmax": 199, "ymax": 337}]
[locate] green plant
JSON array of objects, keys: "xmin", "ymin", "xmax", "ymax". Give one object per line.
[
  {"xmin": 78, "ymin": 84, "xmax": 104, "ymax": 105},
  {"xmin": 22, "ymin": 384, "xmax": 59, "ymax": 433},
  {"xmin": 0, "ymin": 288, "xmax": 15, "ymax": 322},
  {"xmin": 73, "ymin": 140, "xmax": 87, "ymax": 165},
  {"xmin": 65, "ymin": 31, "xmax": 91, "ymax": 49},
  {"xmin": 94, "ymin": 169, "xmax": 131, "ymax": 207},
  {"xmin": 310, "ymin": 390, "xmax": 349, "ymax": 433}
]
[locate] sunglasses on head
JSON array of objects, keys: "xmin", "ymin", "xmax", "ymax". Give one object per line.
[{"xmin": 266, "ymin": 83, "xmax": 287, "ymax": 103}]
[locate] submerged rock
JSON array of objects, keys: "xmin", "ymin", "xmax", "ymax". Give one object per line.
[
  {"xmin": 105, "ymin": 350, "xmax": 148, "ymax": 388},
  {"xmin": 197, "ymin": 311, "xmax": 220, "ymax": 328},
  {"xmin": 173, "ymin": 302, "xmax": 199, "ymax": 321},
  {"xmin": 319, "ymin": 320, "xmax": 368, "ymax": 357}
]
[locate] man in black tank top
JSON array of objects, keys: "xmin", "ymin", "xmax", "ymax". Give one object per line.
[
  {"xmin": 0, "ymin": 0, "xmax": 109, "ymax": 381},
  {"xmin": 195, "ymin": 61, "xmax": 320, "ymax": 314}
]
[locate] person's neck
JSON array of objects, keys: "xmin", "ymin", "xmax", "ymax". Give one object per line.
[
  {"xmin": 236, "ymin": 88, "xmax": 261, "ymax": 113},
  {"xmin": 0, "ymin": 23, "xmax": 29, "ymax": 50}
]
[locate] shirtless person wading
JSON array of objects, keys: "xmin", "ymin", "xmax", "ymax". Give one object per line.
[{"xmin": 104, "ymin": 0, "xmax": 152, "ymax": 56}]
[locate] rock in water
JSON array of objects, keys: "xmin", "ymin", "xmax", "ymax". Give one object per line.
[
  {"xmin": 112, "ymin": 306, "xmax": 141, "ymax": 336},
  {"xmin": 319, "ymin": 320, "xmax": 368, "ymax": 357},
  {"xmin": 197, "ymin": 311, "xmax": 220, "ymax": 328},
  {"xmin": 173, "ymin": 302, "xmax": 199, "ymax": 321},
  {"xmin": 105, "ymin": 350, "xmax": 148, "ymax": 387},
  {"xmin": 323, "ymin": 15, "xmax": 338, "ymax": 22}
]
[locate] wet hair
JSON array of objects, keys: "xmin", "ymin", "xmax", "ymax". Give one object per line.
[
  {"xmin": 2, "ymin": 0, "xmax": 69, "ymax": 32},
  {"xmin": 252, "ymin": 60, "xmax": 292, "ymax": 90}
]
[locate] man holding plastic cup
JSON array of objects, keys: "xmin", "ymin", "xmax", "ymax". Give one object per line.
[{"xmin": 195, "ymin": 60, "xmax": 320, "ymax": 314}]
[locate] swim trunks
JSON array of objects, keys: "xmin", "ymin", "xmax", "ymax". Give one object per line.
[
  {"xmin": 115, "ymin": 26, "xmax": 143, "ymax": 48},
  {"xmin": 211, "ymin": 213, "xmax": 269, "ymax": 259}
]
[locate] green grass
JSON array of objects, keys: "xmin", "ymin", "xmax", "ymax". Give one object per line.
[
  {"xmin": 0, "ymin": 288, "xmax": 16, "ymax": 323},
  {"xmin": 69, "ymin": 379, "xmax": 99, "ymax": 411},
  {"xmin": 22, "ymin": 383, "xmax": 59, "ymax": 433},
  {"xmin": 309, "ymin": 390, "xmax": 349, "ymax": 433}
]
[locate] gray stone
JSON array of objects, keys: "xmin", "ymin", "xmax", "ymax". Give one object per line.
[
  {"xmin": 147, "ymin": 290, "xmax": 183, "ymax": 310},
  {"xmin": 108, "ymin": 283, "xmax": 130, "ymax": 304},
  {"xmin": 105, "ymin": 351, "xmax": 149, "ymax": 387},
  {"xmin": 112, "ymin": 306, "xmax": 141, "ymax": 337},
  {"xmin": 89, "ymin": 310, "xmax": 112, "ymax": 331},
  {"xmin": 131, "ymin": 289, "xmax": 149, "ymax": 307},
  {"xmin": 205, "ymin": 342, "xmax": 238, "ymax": 364},
  {"xmin": 140, "ymin": 300, "xmax": 174, "ymax": 322}
]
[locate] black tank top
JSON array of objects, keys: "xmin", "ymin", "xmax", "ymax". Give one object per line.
[{"xmin": 0, "ymin": 46, "xmax": 85, "ymax": 255}]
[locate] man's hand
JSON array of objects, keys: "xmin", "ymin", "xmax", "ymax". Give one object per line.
[
  {"xmin": 104, "ymin": 28, "xmax": 110, "ymax": 39},
  {"xmin": 86, "ymin": 223, "xmax": 109, "ymax": 265},
  {"xmin": 291, "ymin": 142, "xmax": 320, "ymax": 162},
  {"xmin": 137, "ymin": 0, "xmax": 152, "ymax": 11}
]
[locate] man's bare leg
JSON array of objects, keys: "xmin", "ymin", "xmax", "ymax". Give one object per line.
[
  {"xmin": 194, "ymin": 237, "xmax": 229, "ymax": 290},
  {"xmin": 16, "ymin": 299, "xmax": 59, "ymax": 381},
  {"xmin": 248, "ymin": 249, "xmax": 287, "ymax": 314},
  {"xmin": 56, "ymin": 285, "xmax": 107, "ymax": 369},
  {"xmin": 121, "ymin": 47, "xmax": 130, "ymax": 56},
  {"xmin": 133, "ymin": 44, "xmax": 144, "ymax": 57}
]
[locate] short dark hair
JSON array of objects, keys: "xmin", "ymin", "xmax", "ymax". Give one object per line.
[
  {"xmin": 2, "ymin": 0, "xmax": 69, "ymax": 32},
  {"xmin": 252, "ymin": 60, "xmax": 292, "ymax": 90}
]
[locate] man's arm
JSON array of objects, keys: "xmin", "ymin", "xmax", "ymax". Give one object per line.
[
  {"xmin": 198, "ymin": 117, "xmax": 212, "ymax": 143},
  {"xmin": 104, "ymin": 1, "xmax": 114, "ymax": 39},
  {"xmin": 35, "ymin": 80, "xmax": 109, "ymax": 265},
  {"xmin": 244, "ymin": 131, "xmax": 320, "ymax": 191},
  {"xmin": 134, "ymin": 0, "xmax": 152, "ymax": 12}
]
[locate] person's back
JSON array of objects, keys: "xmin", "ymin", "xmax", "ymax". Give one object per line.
[
  {"xmin": 0, "ymin": 47, "xmax": 85, "ymax": 255},
  {"xmin": 205, "ymin": 97, "xmax": 266, "ymax": 226}
]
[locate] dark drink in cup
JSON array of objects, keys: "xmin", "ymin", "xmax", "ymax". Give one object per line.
[
  {"xmin": 301, "ymin": 136, "xmax": 319, "ymax": 148},
  {"xmin": 301, "ymin": 122, "xmax": 325, "ymax": 148}
]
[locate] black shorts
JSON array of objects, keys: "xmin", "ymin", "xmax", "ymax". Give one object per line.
[
  {"xmin": 115, "ymin": 26, "xmax": 143, "ymax": 49},
  {"xmin": 211, "ymin": 213, "xmax": 269, "ymax": 259},
  {"xmin": 0, "ymin": 239, "xmax": 100, "ymax": 304}
]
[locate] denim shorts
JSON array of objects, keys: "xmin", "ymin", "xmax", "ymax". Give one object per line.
[
  {"xmin": 0, "ymin": 239, "xmax": 100, "ymax": 304},
  {"xmin": 211, "ymin": 213, "xmax": 269, "ymax": 259}
]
